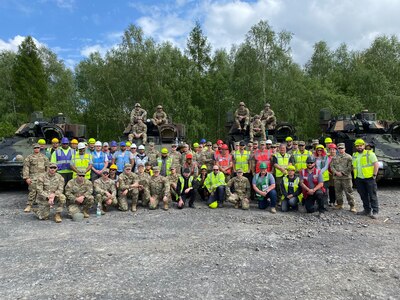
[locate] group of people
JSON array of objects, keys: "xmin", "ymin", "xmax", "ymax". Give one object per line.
[{"xmin": 22, "ymin": 131, "xmax": 380, "ymax": 223}]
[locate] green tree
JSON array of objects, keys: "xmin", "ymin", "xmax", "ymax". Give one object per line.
[{"xmin": 185, "ymin": 21, "xmax": 212, "ymax": 74}]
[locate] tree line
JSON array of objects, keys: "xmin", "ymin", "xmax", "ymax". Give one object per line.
[{"xmin": 1, "ymin": 20, "xmax": 400, "ymax": 141}]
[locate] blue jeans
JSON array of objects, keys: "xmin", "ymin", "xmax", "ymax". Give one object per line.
[
  {"xmin": 258, "ymin": 189, "xmax": 277, "ymax": 209},
  {"xmin": 208, "ymin": 186, "xmax": 226, "ymax": 204},
  {"xmin": 281, "ymin": 196, "xmax": 300, "ymax": 212}
]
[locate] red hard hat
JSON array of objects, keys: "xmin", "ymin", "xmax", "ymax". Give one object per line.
[
  {"xmin": 217, "ymin": 139, "xmax": 223, "ymax": 145},
  {"xmin": 186, "ymin": 153, "xmax": 193, "ymax": 159},
  {"xmin": 221, "ymin": 144, "xmax": 229, "ymax": 150},
  {"xmin": 328, "ymin": 143, "xmax": 337, "ymax": 149}
]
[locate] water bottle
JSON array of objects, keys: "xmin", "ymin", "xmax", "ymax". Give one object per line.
[{"xmin": 96, "ymin": 202, "xmax": 102, "ymax": 217}]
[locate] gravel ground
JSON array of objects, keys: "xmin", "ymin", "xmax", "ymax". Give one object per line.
[{"xmin": 0, "ymin": 184, "xmax": 399, "ymax": 300}]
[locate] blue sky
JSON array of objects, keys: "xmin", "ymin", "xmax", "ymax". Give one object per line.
[{"xmin": 1, "ymin": 0, "xmax": 400, "ymax": 69}]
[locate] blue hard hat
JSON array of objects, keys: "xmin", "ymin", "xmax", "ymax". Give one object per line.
[
  {"xmin": 120, "ymin": 141, "xmax": 126, "ymax": 147},
  {"xmin": 200, "ymin": 138, "xmax": 206, "ymax": 144},
  {"xmin": 110, "ymin": 141, "xmax": 117, "ymax": 147},
  {"xmin": 61, "ymin": 137, "xmax": 69, "ymax": 144}
]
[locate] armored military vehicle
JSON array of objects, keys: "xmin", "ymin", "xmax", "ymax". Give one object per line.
[
  {"xmin": 226, "ymin": 111, "xmax": 296, "ymax": 149},
  {"xmin": 0, "ymin": 112, "xmax": 86, "ymax": 183},
  {"xmin": 320, "ymin": 108, "xmax": 400, "ymax": 180}
]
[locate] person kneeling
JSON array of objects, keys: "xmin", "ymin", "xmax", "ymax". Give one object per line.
[
  {"xmin": 280, "ymin": 165, "xmax": 303, "ymax": 212},
  {"xmin": 176, "ymin": 168, "xmax": 196, "ymax": 209},
  {"xmin": 226, "ymin": 168, "xmax": 251, "ymax": 210},
  {"xmin": 252, "ymin": 162, "xmax": 277, "ymax": 213}
]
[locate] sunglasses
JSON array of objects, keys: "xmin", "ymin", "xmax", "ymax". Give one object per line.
[
  {"xmin": 125, "ymin": 168, "xmax": 131, "ymax": 171},
  {"xmin": 110, "ymin": 169, "xmax": 116, "ymax": 171},
  {"xmin": 307, "ymin": 163, "xmax": 314, "ymax": 165},
  {"xmin": 213, "ymin": 169, "xmax": 219, "ymax": 171},
  {"xmin": 317, "ymin": 149, "xmax": 323, "ymax": 151},
  {"xmin": 49, "ymin": 166, "xmax": 57, "ymax": 169},
  {"xmin": 103, "ymin": 172, "xmax": 109, "ymax": 175},
  {"xmin": 78, "ymin": 175, "xmax": 85, "ymax": 177}
]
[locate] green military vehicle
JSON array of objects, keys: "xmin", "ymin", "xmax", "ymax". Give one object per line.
[
  {"xmin": 0, "ymin": 112, "xmax": 86, "ymax": 183},
  {"xmin": 320, "ymin": 108, "xmax": 400, "ymax": 180}
]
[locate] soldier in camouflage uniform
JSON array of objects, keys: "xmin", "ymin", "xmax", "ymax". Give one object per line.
[
  {"xmin": 260, "ymin": 103, "xmax": 277, "ymax": 130},
  {"xmin": 149, "ymin": 166, "xmax": 170, "ymax": 210},
  {"xmin": 169, "ymin": 143, "xmax": 182, "ymax": 174},
  {"xmin": 94, "ymin": 169, "xmax": 117, "ymax": 214},
  {"xmin": 330, "ymin": 143, "xmax": 357, "ymax": 213},
  {"xmin": 65, "ymin": 170, "xmax": 94, "ymax": 218},
  {"xmin": 129, "ymin": 117, "xmax": 147, "ymax": 144},
  {"xmin": 151, "ymin": 105, "xmax": 168, "ymax": 126},
  {"xmin": 226, "ymin": 168, "xmax": 251, "ymax": 209},
  {"xmin": 118, "ymin": 164, "xmax": 140, "ymax": 212},
  {"xmin": 130, "ymin": 103, "xmax": 147, "ymax": 124},
  {"xmin": 36, "ymin": 162, "xmax": 66, "ymax": 222},
  {"xmin": 234, "ymin": 101, "xmax": 250, "ymax": 131},
  {"xmin": 249, "ymin": 115, "xmax": 266, "ymax": 142},
  {"xmin": 22, "ymin": 143, "xmax": 49, "ymax": 212},
  {"xmin": 146, "ymin": 142, "xmax": 160, "ymax": 166},
  {"xmin": 167, "ymin": 166, "xmax": 179, "ymax": 202},
  {"xmin": 136, "ymin": 163, "xmax": 151, "ymax": 208}
]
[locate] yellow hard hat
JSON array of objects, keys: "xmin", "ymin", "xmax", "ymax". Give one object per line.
[
  {"xmin": 51, "ymin": 138, "xmax": 59, "ymax": 143},
  {"xmin": 324, "ymin": 137, "xmax": 333, "ymax": 143},
  {"xmin": 110, "ymin": 164, "xmax": 118, "ymax": 170},
  {"xmin": 71, "ymin": 139, "xmax": 78, "ymax": 144},
  {"xmin": 161, "ymin": 147, "xmax": 168, "ymax": 154},
  {"xmin": 286, "ymin": 165, "xmax": 296, "ymax": 171},
  {"xmin": 38, "ymin": 139, "xmax": 46, "ymax": 145},
  {"xmin": 208, "ymin": 201, "xmax": 218, "ymax": 209},
  {"xmin": 354, "ymin": 139, "xmax": 365, "ymax": 146},
  {"xmin": 316, "ymin": 144, "xmax": 325, "ymax": 150},
  {"xmin": 88, "ymin": 138, "xmax": 96, "ymax": 144},
  {"xmin": 193, "ymin": 142, "xmax": 199, "ymax": 148},
  {"xmin": 285, "ymin": 136, "xmax": 293, "ymax": 142},
  {"xmin": 126, "ymin": 141, "xmax": 132, "ymax": 147},
  {"xmin": 201, "ymin": 165, "xmax": 207, "ymax": 170}
]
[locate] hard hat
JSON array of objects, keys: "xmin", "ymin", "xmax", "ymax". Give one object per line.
[
  {"xmin": 51, "ymin": 138, "xmax": 59, "ymax": 143},
  {"xmin": 316, "ymin": 144, "xmax": 324, "ymax": 150},
  {"xmin": 103, "ymin": 142, "xmax": 109, "ymax": 147},
  {"xmin": 38, "ymin": 139, "xmax": 46, "ymax": 145},
  {"xmin": 120, "ymin": 141, "xmax": 126, "ymax": 147},
  {"xmin": 138, "ymin": 145, "xmax": 145, "ymax": 150},
  {"xmin": 126, "ymin": 141, "xmax": 131, "ymax": 147},
  {"xmin": 186, "ymin": 153, "xmax": 193, "ymax": 159},
  {"xmin": 71, "ymin": 139, "xmax": 78, "ymax": 144},
  {"xmin": 61, "ymin": 137, "xmax": 69, "ymax": 144},
  {"xmin": 221, "ymin": 144, "xmax": 229, "ymax": 150},
  {"xmin": 259, "ymin": 162, "xmax": 267, "ymax": 169},
  {"xmin": 95, "ymin": 141, "xmax": 102, "ymax": 146},
  {"xmin": 200, "ymin": 139, "xmax": 206, "ymax": 144},
  {"xmin": 110, "ymin": 141, "xmax": 117, "ymax": 147},
  {"xmin": 110, "ymin": 164, "xmax": 118, "ymax": 170},
  {"xmin": 285, "ymin": 137, "xmax": 293, "ymax": 142},
  {"xmin": 193, "ymin": 142, "xmax": 199, "ymax": 148},
  {"xmin": 354, "ymin": 139, "xmax": 365, "ymax": 146},
  {"xmin": 286, "ymin": 165, "xmax": 296, "ymax": 171},
  {"xmin": 88, "ymin": 138, "xmax": 96, "ymax": 144},
  {"xmin": 217, "ymin": 139, "xmax": 223, "ymax": 145},
  {"xmin": 328, "ymin": 143, "xmax": 337, "ymax": 149},
  {"xmin": 266, "ymin": 139, "xmax": 272, "ymax": 144},
  {"xmin": 209, "ymin": 201, "xmax": 218, "ymax": 209},
  {"xmin": 130, "ymin": 143, "xmax": 137, "ymax": 149},
  {"xmin": 77, "ymin": 142, "xmax": 86, "ymax": 150},
  {"xmin": 324, "ymin": 137, "xmax": 333, "ymax": 144},
  {"xmin": 161, "ymin": 148, "xmax": 168, "ymax": 154},
  {"xmin": 201, "ymin": 165, "xmax": 207, "ymax": 170},
  {"xmin": 306, "ymin": 156, "xmax": 316, "ymax": 164}
]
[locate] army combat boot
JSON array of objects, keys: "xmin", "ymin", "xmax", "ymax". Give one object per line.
[
  {"xmin": 82, "ymin": 209, "xmax": 90, "ymax": 218},
  {"xmin": 24, "ymin": 205, "xmax": 32, "ymax": 213},
  {"xmin": 163, "ymin": 202, "xmax": 169, "ymax": 211},
  {"xmin": 131, "ymin": 204, "xmax": 137, "ymax": 212},
  {"xmin": 54, "ymin": 213, "xmax": 62, "ymax": 223},
  {"xmin": 334, "ymin": 204, "xmax": 343, "ymax": 210},
  {"xmin": 350, "ymin": 206, "xmax": 357, "ymax": 213}
]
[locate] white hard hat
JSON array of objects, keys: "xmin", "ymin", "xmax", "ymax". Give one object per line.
[
  {"xmin": 266, "ymin": 139, "xmax": 273, "ymax": 144},
  {"xmin": 138, "ymin": 145, "xmax": 145, "ymax": 150},
  {"xmin": 77, "ymin": 142, "xmax": 86, "ymax": 150},
  {"xmin": 130, "ymin": 143, "xmax": 137, "ymax": 149},
  {"xmin": 95, "ymin": 141, "xmax": 102, "ymax": 146}
]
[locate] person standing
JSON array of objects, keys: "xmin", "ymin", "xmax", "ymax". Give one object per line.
[
  {"xmin": 91, "ymin": 141, "xmax": 109, "ymax": 181},
  {"xmin": 112, "ymin": 142, "xmax": 130, "ymax": 174},
  {"xmin": 51, "ymin": 137, "xmax": 74, "ymax": 184},
  {"xmin": 70, "ymin": 142, "xmax": 92, "ymax": 180},
  {"xmin": 272, "ymin": 143, "xmax": 294, "ymax": 200},
  {"xmin": 352, "ymin": 139, "xmax": 379, "ymax": 219},
  {"xmin": 330, "ymin": 143, "xmax": 356, "ymax": 213}
]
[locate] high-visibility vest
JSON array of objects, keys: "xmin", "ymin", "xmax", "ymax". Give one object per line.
[
  {"xmin": 274, "ymin": 153, "xmax": 290, "ymax": 177},
  {"xmin": 254, "ymin": 149, "xmax": 273, "ymax": 173},
  {"xmin": 158, "ymin": 157, "xmax": 173, "ymax": 176},
  {"xmin": 300, "ymin": 168, "xmax": 325, "ymax": 198},
  {"xmin": 254, "ymin": 172, "xmax": 272, "ymax": 200},
  {"xmin": 114, "ymin": 150, "xmax": 130, "ymax": 172},
  {"xmin": 72, "ymin": 152, "xmax": 91, "ymax": 179},
  {"xmin": 215, "ymin": 153, "xmax": 232, "ymax": 175},
  {"xmin": 292, "ymin": 149, "xmax": 309, "ymax": 171},
  {"xmin": 281, "ymin": 176, "xmax": 303, "ymax": 202},
  {"xmin": 52, "ymin": 148, "xmax": 72, "ymax": 173},
  {"xmin": 352, "ymin": 150, "xmax": 375, "ymax": 179},
  {"xmin": 316, "ymin": 155, "xmax": 330, "ymax": 182},
  {"xmin": 204, "ymin": 172, "xmax": 226, "ymax": 193},
  {"xmin": 178, "ymin": 175, "xmax": 194, "ymax": 193},
  {"xmin": 233, "ymin": 150, "xmax": 250, "ymax": 173},
  {"xmin": 92, "ymin": 151, "xmax": 106, "ymax": 171}
]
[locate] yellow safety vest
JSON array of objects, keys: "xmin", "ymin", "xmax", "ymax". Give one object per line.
[
  {"xmin": 233, "ymin": 150, "xmax": 250, "ymax": 173},
  {"xmin": 292, "ymin": 149, "xmax": 309, "ymax": 171},
  {"xmin": 72, "ymin": 152, "xmax": 91, "ymax": 179},
  {"xmin": 204, "ymin": 172, "xmax": 226, "ymax": 193},
  {"xmin": 281, "ymin": 176, "xmax": 303, "ymax": 202},
  {"xmin": 274, "ymin": 153, "xmax": 290, "ymax": 177},
  {"xmin": 157, "ymin": 157, "xmax": 173, "ymax": 176},
  {"xmin": 352, "ymin": 150, "xmax": 375, "ymax": 179},
  {"xmin": 179, "ymin": 176, "xmax": 194, "ymax": 193}
]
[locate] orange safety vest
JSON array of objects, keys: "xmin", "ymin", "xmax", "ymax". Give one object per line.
[
  {"xmin": 254, "ymin": 149, "xmax": 273, "ymax": 173},
  {"xmin": 215, "ymin": 153, "xmax": 232, "ymax": 175}
]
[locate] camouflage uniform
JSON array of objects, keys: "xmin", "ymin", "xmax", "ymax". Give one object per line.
[
  {"xmin": 65, "ymin": 177, "xmax": 94, "ymax": 216},
  {"xmin": 137, "ymin": 171, "xmax": 151, "ymax": 206},
  {"xmin": 36, "ymin": 172, "xmax": 66, "ymax": 219},
  {"xmin": 260, "ymin": 105, "xmax": 277, "ymax": 130},
  {"xmin": 169, "ymin": 150, "xmax": 182, "ymax": 174},
  {"xmin": 22, "ymin": 151, "xmax": 49, "ymax": 207},
  {"xmin": 151, "ymin": 106, "xmax": 168, "ymax": 126},
  {"xmin": 226, "ymin": 174, "xmax": 251, "ymax": 209},
  {"xmin": 129, "ymin": 121, "xmax": 147, "ymax": 144},
  {"xmin": 330, "ymin": 149, "xmax": 355, "ymax": 208},
  {"xmin": 147, "ymin": 144, "xmax": 160, "ymax": 166},
  {"xmin": 94, "ymin": 177, "xmax": 117, "ymax": 209},
  {"xmin": 167, "ymin": 172, "xmax": 179, "ymax": 201},
  {"xmin": 149, "ymin": 172, "xmax": 170, "ymax": 209},
  {"xmin": 118, "ymin": 172, "xmax": 139, "ymax": 211},
  {"xmin": 249, "ymin": 116, "xmax": 266, "ymax": 142},
  {"xmin": 130, "ymin": 106, "xmax": 147, "ymax": 124},
  {"xmin": 196, "ymin": 150, "xmax": 213, "ymax": 170},
  {"xmin": 234, "ymin": 102, "xmax": 250, "ymax": 130}
]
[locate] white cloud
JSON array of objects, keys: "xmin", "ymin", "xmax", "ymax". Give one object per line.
[
  {"xmin": 80, "ymin": 44, "xmax": 111, "ymax": 57},
  {"xmin": 0, "ymin": 35, "xmax": 44, "ymax": 52}
]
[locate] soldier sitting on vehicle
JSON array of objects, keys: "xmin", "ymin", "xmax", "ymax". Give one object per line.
[{"xmin": 151, "ymin": 105, "xmax": 168, "ymax": 126}]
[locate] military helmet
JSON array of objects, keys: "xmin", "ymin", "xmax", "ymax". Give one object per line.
[
  {"xmin": 254, "ymin": 114, "xmax": 260, "ymax": 119},
  {"xmin": 72, "ymin": 212, "xmax": 84, "ymax": 222},
  {"xmin": 265, "ymin": 103, "xmax": 271, "ymax": 107}
]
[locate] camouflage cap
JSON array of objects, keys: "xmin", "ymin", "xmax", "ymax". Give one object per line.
[
  {"xmin": 312, "ymin": 139, "xmax": 319, "ymax": 144},
  {"xmin": 169, "ymin": 165, "xmax": 176, "ymax": 170},
  {"xmin": 337, "ymin": 143, "xmax": 345, "ymax": 149},
  {"xmin": 293, "ymin": 140, "xmax": 299, "ymax": 145},
  {"xmin": 254, "ymin": 114, "xmax": 260, "ymax": 119},
  {"xmin": 76, "ymin": 170, "xmax": 85, "ymax": 176},
  {"xmin": 135, "ymin": 103, "xmax": 141, "ymax": 107},
  {"xmin": 298, "ymin": 141, "xmax": 306, "ymax": 146},
  {"xmin": 33, "ymin": 143, "xmax": 40, "ymax": 148},
  {"xmin": 253, "ymin": 141, "xmax": 259, "ymax": 145},
  {"xmin": 124, "ymin": 164, "xmax": 132, "ymax": 169},
  {"xmin": 260, "ymin": 140, "xmax": 266, "ymax": 145},
  {"xmin": 149, "ymin": 142, "xmax": 155, "ymax": 146},
  {"xmin": 157, "ymin": 105, "xmax": 162, "ymax": 109},
  {"xmin": 152, "ymin": 166, "xmax": 160, "ymax": 171},
  {"xmin": 102, "ymin": 168, "xmax": 110, "ymax": 174},
  {"xmin": 236, "ymin": 168, "xmax": 243, "ymax": 173},
  {"xmin": 239, "ymin": 101, "xmax": 245, "ymax": 106},
  {"xmin": 49, "ymin": 162, "xmax": 57, "ymax": 168}
]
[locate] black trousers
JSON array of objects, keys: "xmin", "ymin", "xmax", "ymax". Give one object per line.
[{"xmin": 304, "ymin": 190, "xmax": 325, "ymax": 213}]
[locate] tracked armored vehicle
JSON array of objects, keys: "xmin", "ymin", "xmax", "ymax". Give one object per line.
[
  {"xmin": 0, "ymin": 112, "xmax": 86, "ymax": 183},
  {"xmin": 320, "ymin": 109, "xmax": 400, "ymax": 180}
]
